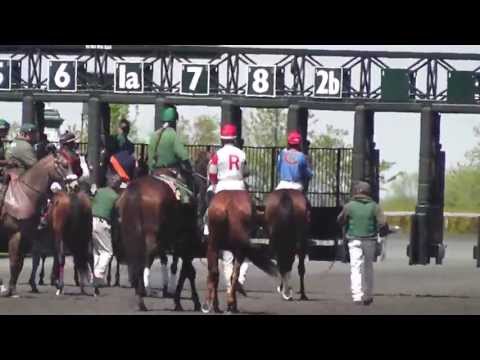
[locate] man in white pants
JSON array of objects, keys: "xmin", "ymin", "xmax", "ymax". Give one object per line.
[{"xmin": 337, "ymin": 181, "xmax": 387, "ymax": 306}]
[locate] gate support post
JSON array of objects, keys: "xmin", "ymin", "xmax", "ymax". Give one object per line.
[
  {"xmin": 87, "ymin": 97, "xmax": 102, "ymax": 187},
  {"xmin": 409, "ymin": 107, "xmax": 445, "ymax": 265},
  {"xmin": 221, "ymin": 100, "xmax": 243, "ymax": 147},
  {"xmin": 352, "ymin": 105, "xmax": 379, "ymax": 202},
  {"xmin": 22, "ymin": 95, "xmax": 45, "ymax": 134},
  {"xmin": 154, "ymin": 97, "xmax": 168, "ymax": 131},
  {"xmin": 98, "ymin": 102, "xmax": 111, "ymax": 187}
]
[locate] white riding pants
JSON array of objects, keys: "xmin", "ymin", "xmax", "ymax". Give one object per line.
[
  {"xmin": 275, "ymin": 181, "xmax": 303, "ymax": 191},
  {"xmin": 222, "ymin": 250, "xmax": 249, "ymax": 291},
  {"xmin": 348, "ymin": 239, "xmax": 376, "ymax": 302},
  {"xmin": 92, "ymin": 217, "xmax": 113, "ymax": 282}
]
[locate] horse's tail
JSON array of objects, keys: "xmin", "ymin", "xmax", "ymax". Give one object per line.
[
  {"xmin": 244, "ymin": 242, "xmax": 279, "ymax": 278},
  {"xmin": 272, "ymin": 190, "xmax": 295, "ymax": 237},
  {"xmin": 68, "ymin": 192, "xmax": 90, "ymax": 274}
]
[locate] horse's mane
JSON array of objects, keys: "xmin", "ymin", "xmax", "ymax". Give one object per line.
[{"xmin": 19, "ymin": 153, "xmax": 54, "ymax": 179}]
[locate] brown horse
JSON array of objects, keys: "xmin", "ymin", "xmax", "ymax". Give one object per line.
[
  {"xmin": 264, "ymin": 189, "xmax": 309, "ymax": 301},
  {"xmin": 117, "ymin": 169, "xmax": 205, "ymax": 311},
  {"xmin": 48, "ymin": 187, "xmax": 93, "ymax": 296},
  {"xmin": 0, "ymin": 150, "xmax": 76, "ymax": 297},
  {"xmin": 203, "ymin": 190, "xmax": 279, "ymax": 314}
]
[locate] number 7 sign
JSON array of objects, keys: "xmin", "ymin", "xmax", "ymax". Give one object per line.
[{"xmin": 181, "ymin": 64, "xmax": 210, "ymax": 95}]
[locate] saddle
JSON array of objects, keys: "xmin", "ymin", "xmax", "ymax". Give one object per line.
[{"xmin": 151, "ymin": 168, "xmax": 193, "ymax": 204}]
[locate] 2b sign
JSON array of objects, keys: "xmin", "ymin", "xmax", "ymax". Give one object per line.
[
  {"xmin": 0, "ymin": 59, "xmax": 11, "ymax": 91},
  {"xmin": 115, "ymin": 62, "xmax": 144, "ymax": 93},
  {"xmin": 247, "ymin": 66, "xmax": 276, "ymax": 97},
  {"xmin": 181, "ymin": 64, "xmax": 209, "ymax": 95},
  {"xmin": 48, "ymin": 60, "xmax": 77, "ymax": 92},
  {"xmin": 314, "ymin": 67, "xmax": 343, "ymax": 98}
]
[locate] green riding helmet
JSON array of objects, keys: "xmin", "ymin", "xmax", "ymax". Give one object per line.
[
  {"xmin": 0, "ymin": 119, "xmax": 10, "ymax": 131},
  {"xmin": 162, "ymin": 107, "xmax": 178, "ymax": 123}
]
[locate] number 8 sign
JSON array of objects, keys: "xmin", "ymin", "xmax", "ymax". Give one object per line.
[
  {"xmin": 48, "ymin": 60, "xmax": 78, "ymax": 92},
  {"xmin": 246, "ymin": 65, "xmax": 276, "ymax": 97}
]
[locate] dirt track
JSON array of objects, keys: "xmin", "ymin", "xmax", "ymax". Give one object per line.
[{"xmin": 0, "ymin": 234, "xmax": 480, "ymax": 315}]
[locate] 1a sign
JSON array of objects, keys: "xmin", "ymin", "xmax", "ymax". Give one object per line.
[
  {"xmin": 246, "ymin": 65, "xmax": 276, "ymax": 97},
  {"xmin": 314, "ymin": 67, "xmax": 343, "ymax": 98},
  {"xmin": 48, "ymin": 60, "xmax": 77, "ymax": 92},
  {"xmin": 181, "ymin": 64, "xmax": 210, "ymax": 95},
  {"xmin": 0, "ymin": 59, "xmax": 11, "ymax": 91},
  {"xmin": 114, "ymin": 62, "xmax": 144, "ymax": 93}
]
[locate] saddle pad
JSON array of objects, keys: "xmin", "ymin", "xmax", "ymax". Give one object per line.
[
  {"xmin": 4, "ymin": 179, "xmax": 37, "ymax": 220},
  {"xmin": 152, "ymin": 174, "xmax": 181, "ymax": 200}
]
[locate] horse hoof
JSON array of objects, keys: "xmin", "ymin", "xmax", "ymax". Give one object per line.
[
  {"xmin": 174, "ymin": 304, "xmax": 184, "ymax": 312},
  {"xmin": 38, "ymin": 280, "xmax": 45, "ymax": 286},
  {"xmin": 213, "ymin": 306, "xmax": 223, "ymax": 314},
  {"xmin": 138, "ymin": 303, "xmax": 148, "ymax": 312},
  {"xmin": 300, "ymin": 294, "xmax": 309, "ymax": 301},
  {"xmin": 194, "ymin": 303, "xmax": 202, "ymax": 312},
  {"xmin": 114, "ymin": 282, "xmax": 120, "ymax": 287},
  {"xmin": 163, "ymin": 291, "xmax": 174, "ymax": 299},
  {"xmin": 276, "ymin": 285, "xmax": 282, "ymax": 294},
  {"xmin": 94, "ymin": 288, "xmax": 100, "ymax": 297},
  {"xmin": 56, "ymin": 289, "xmax": 62, "ymax": 296},
  {"xmin": 226, "ymin": 305, "xmax": 239, "ymax": 314},
  {"xmin": 30, "ymin": 288, "xmax": 39, "ymax": 294},
  {"xmin": 201, "ymin": 302, "xmax": 213, "ymax": 314}
]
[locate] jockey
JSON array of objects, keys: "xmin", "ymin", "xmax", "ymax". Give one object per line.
[
  {"xmin": 276, "ymin": 130, "xmax": 313, "ymax": 192},
  {"xmin": 6, "ymin": 123, "xmax": 39, "ymax": 176},
  {"xmin": 115, "ymin": 118, "xmax": 135, "ymax": 156},
  {"xmin": 206, "ymin": 123, "xmax": 250, "ymax": 296},
  {"xmin": 147, "ymin": 106, "xmax": 194, "ymax": 191},
  {"xmin": 108, "ymin": 150, "xmax": 136, "ymax": 189}
]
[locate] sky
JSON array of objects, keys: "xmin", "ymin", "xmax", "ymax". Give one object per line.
[{"xmin": 0, "ymin": 45, "xmax": 479, "ymax": 192}]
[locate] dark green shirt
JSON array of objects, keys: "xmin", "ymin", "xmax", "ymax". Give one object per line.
[
  {"xmin": 91, "ymin": 187, "xmax": 119, "ymax": 223},
  {"xmin": 337, "ymin": 195, "xmax": 386, "ymax": 239},
  {"xmin": 147, "ymin": 127, "xmax": 189, "ymax": 170}
]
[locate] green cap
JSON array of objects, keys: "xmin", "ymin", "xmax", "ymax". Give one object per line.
[
  {"xmin": 162, "ymin": 107, "xmax": 178, "ymax": 123},
  {"xmin": 0, "ymin": 119, "xmax": 10, "ymax": 130},
  {"xmin": 20, "ymin": 123, "xmax": 38, "ymax": 133}
]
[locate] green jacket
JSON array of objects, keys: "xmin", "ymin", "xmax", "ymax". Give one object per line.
[
  {"xmin": 6, "ymin": 137, "xmax": 37, "ymax": 172},
  {"xmin": 147, "ymin": 127, "xmax": 189, "ymax": 171},
  {"xmin": 337, "ymin": 194, "xmax": 386, "ymax": 239},
  {"xmin": 92, "ymin": 187, "xmax": 119, "ymax": 223}
]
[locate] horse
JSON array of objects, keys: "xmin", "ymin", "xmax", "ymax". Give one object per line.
[
  {"xmin": 263, "ymin": 189, "xmax": 309, "ymax": 301},
  {"xmin": 47, "ymin": 186, "xmax": 93, "ymax": 296},
  {"xmin": 110, "ymin": 150, "xmax": 210, "ymax": 300},
  {"xmin": 0, "ymin": 149, "xmax": 77, "ymax": 297},
  {"xmin": 203, "ymin": 190, "xmax": 279, "ymax": 314}
]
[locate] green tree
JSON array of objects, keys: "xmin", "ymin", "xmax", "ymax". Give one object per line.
[
  {"xmin": 109, "ymin": 104, "xmax": 139, "ymax": 141},
  {"xmin": 177, "ymin": 115, "xmax": 219, "ymax": 145},
  {"xmin": 381, "ymin": 172, "xmax": 418, "ymax": 211},
  {"xmin": 244, "ymin": 109, "xmax": 287, "ymax": 147}
]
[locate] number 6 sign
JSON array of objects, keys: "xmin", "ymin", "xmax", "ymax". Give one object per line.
[{"xmin": 48, "ymin": 60, "xmax": 77, "ymax": 92}]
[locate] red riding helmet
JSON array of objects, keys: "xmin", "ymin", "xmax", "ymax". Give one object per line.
[
  {"xmin": 220, "ymin": 123, "xmax": 237, "ymax": 140},
  {"xmin": 287, "ymin": 131, "xmax": 302, "ymax": 146}
]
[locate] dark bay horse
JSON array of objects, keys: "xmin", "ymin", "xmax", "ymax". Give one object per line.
[
  {"xmin": 0, "ymin": 150, "xmax": 76, "ymax": 297},
  {"xmin": 203, "ymin": 190, "xmax": 279, "ymax": 314},
  {"xmin": 118, "ymin": 173, "xmax": 204, "ymax": 311},
  {"xmin": 264, "ymin": 189, "xmax": 309, "ymax": 301}
]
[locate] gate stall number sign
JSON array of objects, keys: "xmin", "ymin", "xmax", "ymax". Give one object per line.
[
  {"xmin": 181, "ymin": 64, "xmax": 210, "ymax": 95},
  {"xmin": 246, "ymin": 65, "xmax": 276, "ymax": 97},
  {"xmin": 48, "ymin": 60, "xmax": 78, "ymax": 92},
  {"xmin": 313, "ymin": 67, "xmax": 343, "ymax": 98},
  {"xmin": 114, "ymin": 62, "xmax": 144, "ymax": 93},
  {"xmin": 0, "ymin": 59, "xmax": 11, "ymax": 91}
]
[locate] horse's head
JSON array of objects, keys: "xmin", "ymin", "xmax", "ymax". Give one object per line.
[{"xmin": 45, "ymin": 145, "xmax": 77, "ymax": 184}]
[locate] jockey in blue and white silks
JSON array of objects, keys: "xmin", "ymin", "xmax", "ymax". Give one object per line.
[{"xmin": 275, "ymin": 130, "xmax": 313, "ymax": 191}]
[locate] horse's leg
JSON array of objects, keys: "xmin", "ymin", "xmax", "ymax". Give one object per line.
[
  {"xmin": 227, "ymin": 255, "xmax": 242, "ymax": 314},
  {"xmin": 173, "ymin": 257, "xmax": 189, "ymax": 311},
  {"xmin": 39, "ymin": 254, "xmax": 46, "ymax": 286},
  {"xmin": 74, "ymin": 263, "xmax": 80, "ymax": 287},
  {"xmin": 4, "ymin": 232, "xmax": 24, "ymax": 298},
  {"xmin": 167, "ymin": 255, "xmax": 179, "ymax": 296},
  {"xmin": 160, "ymin": 254, "xmax": 169, "ymax": 295},
  {"xmin": 114, "ymin": 257, "xmax": 120, "ymax": 287},
  {"xmin": 185, "ymin": 259, "xmax": 201, "ymax": 311},
  {"xmin": 54, "ymin": 235, "xmax": 66, "ymax": 296},
  {"xmin": 203, "ymin": 244, "xmax": 221, "ymax": 314},
  {"xmin": 143, "ymin": 253, "xmax": 155, "ymax": 297},
  {"xmin": 298, "ymin": 241, "xmax": 308, "ymax": 301},
  {"xmin": 106, "ymin": 258, "xmax": 112, "ymax": 287},
  {"xmin": 29, "ymin": 246, "xmax": 40, "ymax": 293}
]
